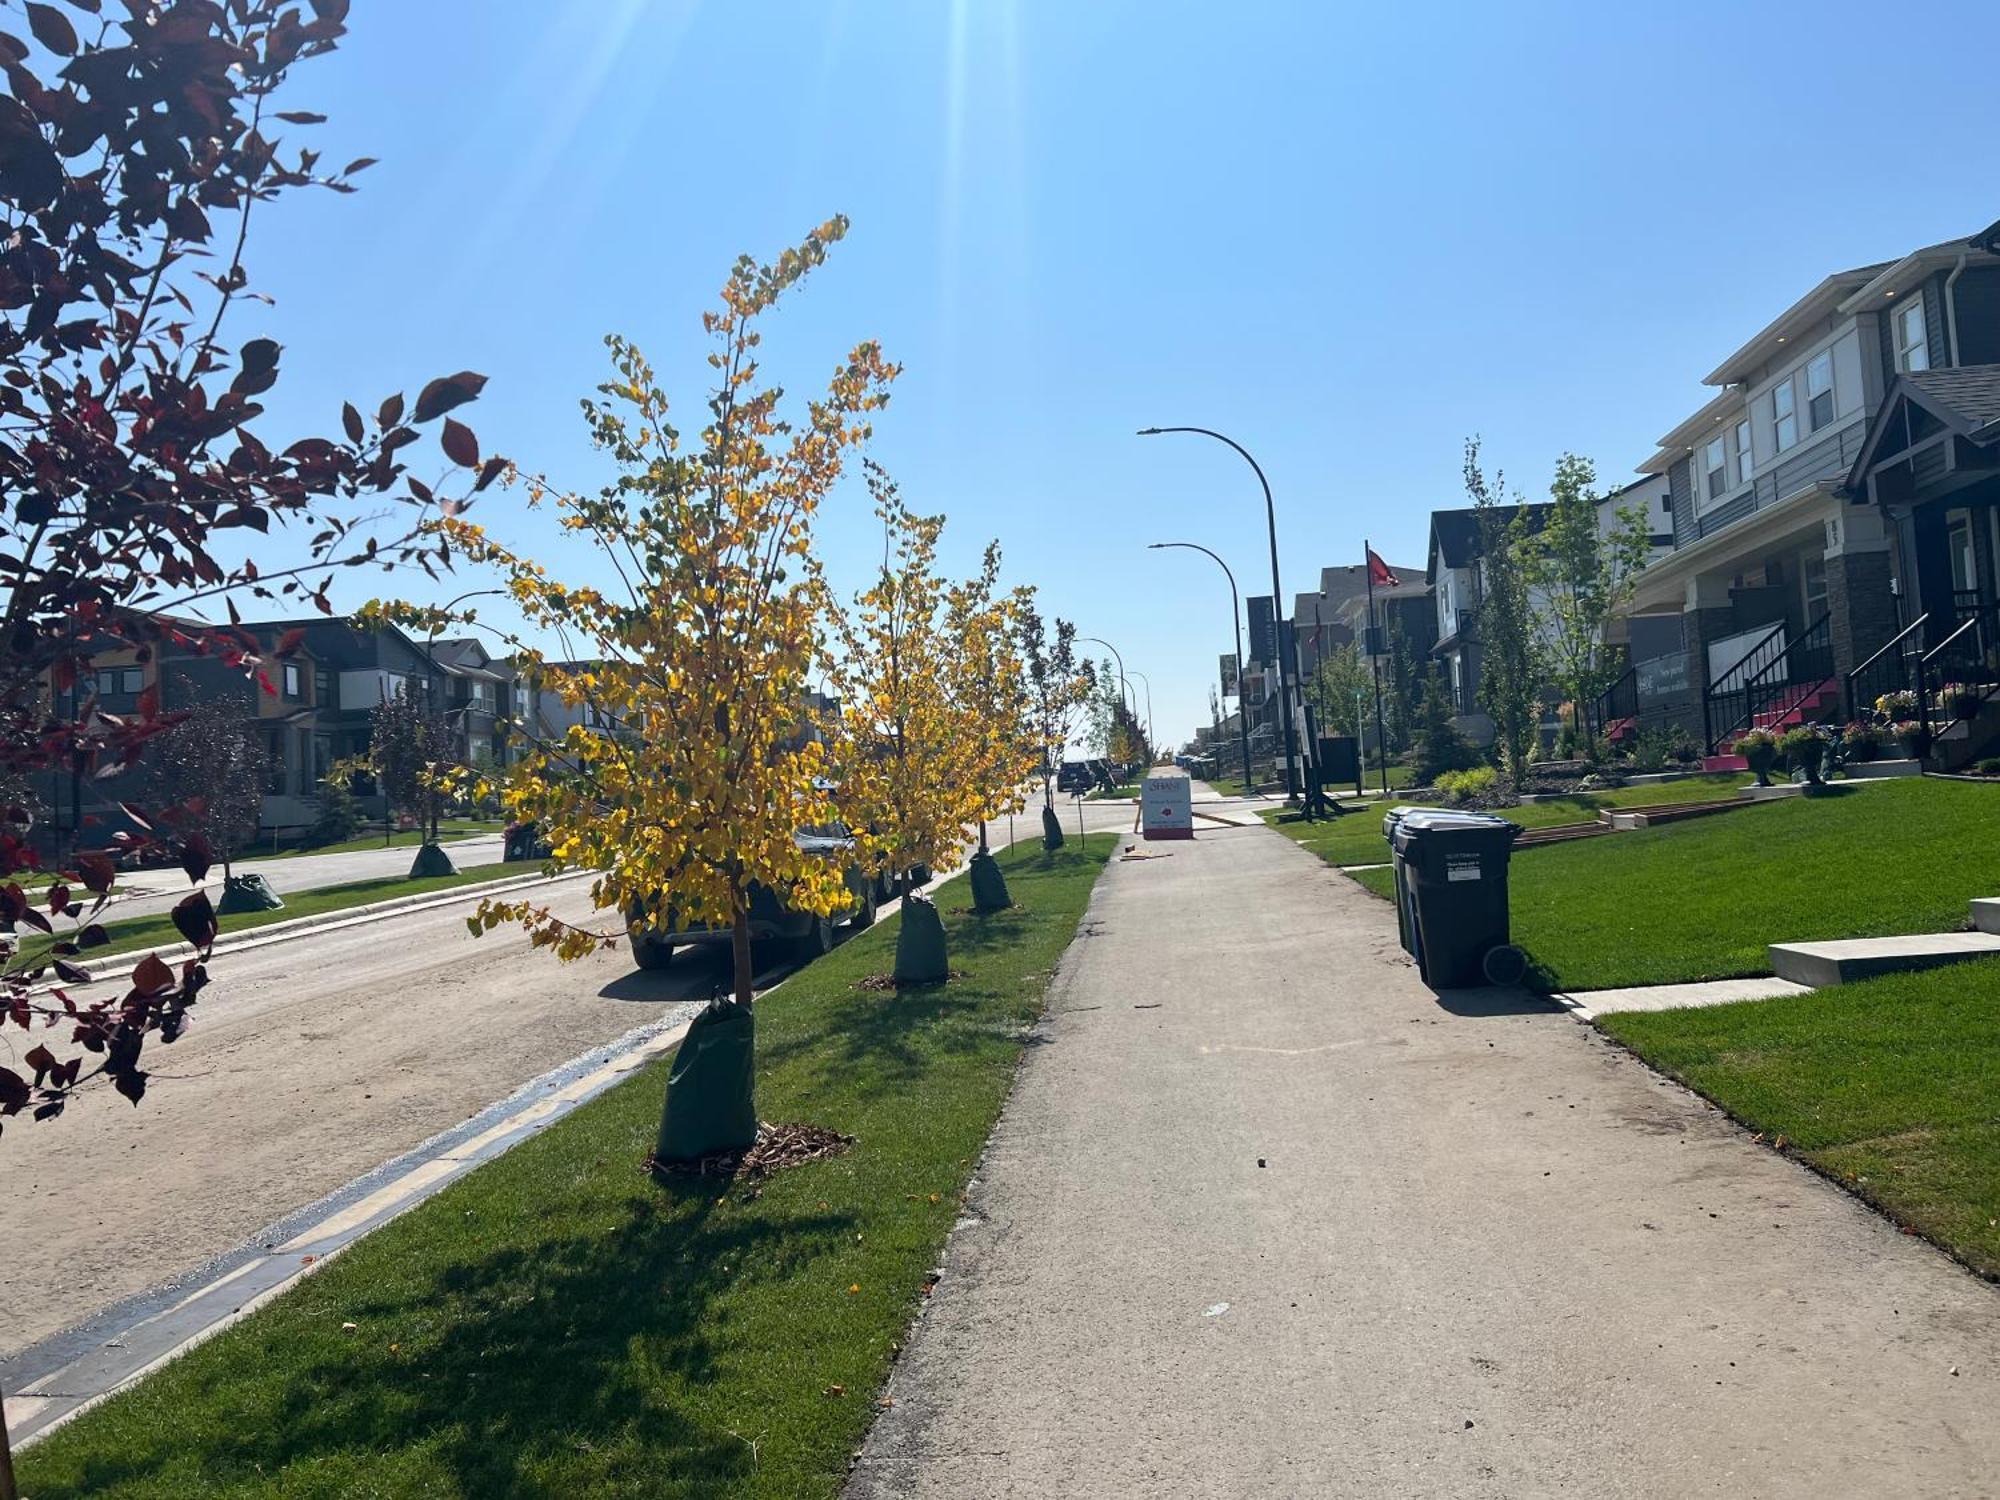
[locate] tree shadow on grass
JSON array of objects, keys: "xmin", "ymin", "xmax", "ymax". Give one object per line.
[{"xmin": 58, "ymin": 1194, "xmax": 858, "ymax": 1497}]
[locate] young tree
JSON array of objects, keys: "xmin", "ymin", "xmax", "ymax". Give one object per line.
[
  {"xmin": 1306, "ymin": 640, "xmax": 1372, "ymax": 736},
  {"xmin": 1016, "ymin": 602, "xmax": 1095, "ymax": 848},
  {"xmin": 1526, "ymin": 453, "xmax": 1653, "ymax": 738},
  {"xmin": 1409, "ymin": 668, "xmax": 1481, "ymax": 786},
  {"xmin": 944, "ymin": 551, "xmax": 1035, "ymax": 912},
  {"xmin": 823, "ymin": 469, "xmax": 985, "ymax": 982},
  {"xmin": 367, "ymin": 680, "xmax": 456, "ymax": 876},
  {"xmin": 142, "ymin": 690, "xmax": 273, "ymax": 911},
  {"xmin": 1464, "ymin": 439, "xmax": 1543, "ymax": 780},
  {"xmin": 0, "ymin": 2, "xmax": 497, "ymax": 1137},
  {"xmin": 426, "ymin": 221, "xmax": 894, "ymax": 1161}
]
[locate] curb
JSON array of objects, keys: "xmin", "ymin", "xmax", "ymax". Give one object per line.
[{"xmin": 63, "ymin": 867, "xmax": 599, "ymax": 985}]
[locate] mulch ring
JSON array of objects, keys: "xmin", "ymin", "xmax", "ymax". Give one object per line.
[
  {"xmin": 947, "ymin": 904, "xmax": 1020, "ymax": 916},
  {"xmin": 854, "ymin": 970, "xmax": 967, "ymax": 992},
  {"xmin": 645, "ymin": 1121, "xmax": 856, "ymax": 1181}
]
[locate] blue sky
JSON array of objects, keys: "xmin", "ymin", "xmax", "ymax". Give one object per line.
[{"xmin": 240, "ymin": 0, "xmax": 2000, "ymax": 744}]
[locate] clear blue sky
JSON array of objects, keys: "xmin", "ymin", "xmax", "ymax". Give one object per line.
[{"xmin": 238, "ymin": 0, "xmax": 2000, "ymax": 745}]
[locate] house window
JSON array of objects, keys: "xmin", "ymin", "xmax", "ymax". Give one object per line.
[
  {"xmin": 1734, "ymin": 418, "xmax": 1755, "ymax": 487},
  {"xmin": 1772, "ymin": 379, "xmax": 1798, "ymax": 452},
  {"xmin": 1703, "ymin": 437, "xmax": 1727, "ymax": 501},
  {"xmin": 282, "ymin": 663, "xmax": 302, "ymax": 700},
  {"xmin": 265, "ymin": 732, "xmax": 288, "ymax": 795},
  {"xmin": 314, "ymin": 667, "xmax": 333, "ymax": 708},
  {"xmin": 1806, "ymin": 352, "xmax": 1834, "ymax": 432},
  {"xmin": 312, "ymin": 734, "xmax": 332, "ymax": 786},
  {"xmin": 1803, "ymin": 553, "xmax": 1828, "ymax": 621},
  {"xmin": 1896, "ymin": 300, "xmax": 1929, "ymax": 372}
]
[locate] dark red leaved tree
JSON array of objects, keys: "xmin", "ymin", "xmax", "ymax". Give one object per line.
[{"xmin": 0, "ymin": 0, "xmax": 505, "ymax": 1143}]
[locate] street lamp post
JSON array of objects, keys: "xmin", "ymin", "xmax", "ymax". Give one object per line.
[
  {"xmin": 1139, "ymin": 426, "xmax": 1304, "ymax": 803},
  {"xmin": 1076, "ymin": 634, "xmax": 1129, "ymax": 720},
  {"xmin": 1125, "ymin": 668, "xmax": 1155, "ymax": 757},
  {"xmin": 1147, "ymin": 540, "xmax": 1254, "ymax": 796}
]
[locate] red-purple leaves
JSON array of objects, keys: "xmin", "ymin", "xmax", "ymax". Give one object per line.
[
  {"xmin": 178, "ymin": 832, "xmax": 213, "ymax": 885},
  {"xmin": 172, "ymin": 891, "xmax": 218, "ymax": 950},
  {"xmin": 413, "ymin": 371, "xmax": 487, "ymax": 423},
  {"xmin": 25, "ymin": 4, "xmax": 78, "ymax": 55},
  {"xmin": 441, "ymin": 417, "xmax": 479, "ymax": 468},
  {"xmin": 74, "ymin": 853, "xmax": 116, "ymax": 894}
]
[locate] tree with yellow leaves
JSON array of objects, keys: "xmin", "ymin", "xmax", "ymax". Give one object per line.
[
  {"xmin": 1016, "ymin": 601, "xmax": 1097, "ymax": 849},
  {"xmin": 945, "ymin": 561, "xmax": 1036, "ymax": 912},
  {"xmin": 417, "ymin": 220, "xmax": 896, "ymax": 1160},
  {"xmin": 822, "ymin": 466, "xmax": 990, "ymax": 983}
]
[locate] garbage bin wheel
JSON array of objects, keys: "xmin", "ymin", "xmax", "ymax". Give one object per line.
[{"xmin": 1481, "ymin": 943, "xmax": 1528, "ymax": 987}]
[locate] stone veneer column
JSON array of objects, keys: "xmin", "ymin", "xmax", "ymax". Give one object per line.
[{"xmin": 1823, "ymin": 505, "xmax": 1899, "ymax": 700}]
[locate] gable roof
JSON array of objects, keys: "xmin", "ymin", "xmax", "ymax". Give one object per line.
[
  {"xmin": 1425, "ymin": 503, "xmax": 1553, "ymax": 581},
  {"xmin": 1844, "ymin": 365, "xmax": 2000, "ymax": 491}
]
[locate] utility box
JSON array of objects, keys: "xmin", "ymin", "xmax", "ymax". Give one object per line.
[{"xmin": 1142, "ymin": 768, "xmax": 1194, "ymax": 840}]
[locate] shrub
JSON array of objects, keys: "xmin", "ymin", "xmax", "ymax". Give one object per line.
[
  {"xmin": 1735, "ymin": 729, "xmax": 1780, "ymax": 786},
  {"xmin": 1977, "ymin": 758, "xmax": 2000, "ymax": 777},
  {"xmin": 1410, "ymin": 677, "xmax": 1482, "ymax": 786},
  {"xmin": 1665, "ymin": 725, "xmax": 1701, "ymax": 764},
  {"xmin": 1434, "ymin": 766, "xmax": 1500, "ymax": 805},
  {"xmin": 1628, "ymin": 727, "xmax": 1681, "ymax": 773},
  {"xmin": 309, "ymin": 774, "xmax": 369, "ymax": 847}
]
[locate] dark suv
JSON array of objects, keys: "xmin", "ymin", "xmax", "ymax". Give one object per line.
[{"xmin": 627, "ymin": 822, "xmax": 878, "ymax": 971}]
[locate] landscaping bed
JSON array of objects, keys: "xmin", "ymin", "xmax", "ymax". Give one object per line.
[
  {"xmin": 1601, "ymin": 959, "xmax": 2000, "ymax": 1279},
  {"xmin": 17, "ymin": 836, "xmax": 1115, "ymax": 1498}
]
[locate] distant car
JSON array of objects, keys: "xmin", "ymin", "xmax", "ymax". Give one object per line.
[
  {"xmin": 626, "ymin": 821, "xmax": 877, "ymax": 971},
  {"xmin": 1057, "ymin": 761, "xmax": 1094, "ymax": 794}
]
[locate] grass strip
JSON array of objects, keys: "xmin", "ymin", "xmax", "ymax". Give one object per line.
[
  {"xmin": 19, "ymin": 835, "xmax": 1116, "ymax": 1498},
  {"xmin": 258, "ymin": 820, "xmax": 502, "ymax": 860},
  {"xmin": 1600, "ymin": 959, "xmax": 2000, "ymax": 1278},
  {"xmin": 18, "ymin": 859, "xmax": 543, "ymax": 966}
]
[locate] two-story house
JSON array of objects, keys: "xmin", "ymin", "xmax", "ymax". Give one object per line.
[
  {"xmin": 1425, "ymin": 503, "xmax": 1552, "ymax": 744},
  {"xmin": 1613, "ymin": 222, "xmax": 2000, "ymax": 758}
]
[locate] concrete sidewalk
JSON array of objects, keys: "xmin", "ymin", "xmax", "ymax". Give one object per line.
[{"xmin": 850, "ymin": 820, "xmax": 2000, "ymax": 1497}]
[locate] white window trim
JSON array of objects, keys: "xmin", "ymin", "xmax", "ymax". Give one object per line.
[
  {"xmin": 1895, "ymin": 298, "xmax": 1930, "ymax": 373},
  {"xmin": 1693, "ymin": 412, "xmax": 1757, "ymax": 517}
]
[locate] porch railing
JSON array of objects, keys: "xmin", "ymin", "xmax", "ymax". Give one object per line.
[
  {"xmin": 1918, "ymin": 601, "xmax": 2000, "ymax": 733},
  {"xmin": 1700, "ymin": 617, "xmax": 1787, "ymax": 753},
  {"xmin": 1844, "ymin": 613, "xmax": 1927, "ymax": 726},
  {"xmin": 1704, "ymin": 612, "xmax": 1835, "ymax": 754},
  {"xmin": 1587, "ymin": 663, "xmax": 1637, "ymax": 743}
]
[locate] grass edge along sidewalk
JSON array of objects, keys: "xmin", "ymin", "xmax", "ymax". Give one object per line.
[
  {"xmin": 18, "ymin": 834, "xmax": 1117, "ymax": 1499},
  {"xmin": 1600, "ymin": 959, "xmax": 2000, "ymax": 1281},
  {"xmin": 1280, "ymin": 777, "xmax": 2000, "ymax": 991}
]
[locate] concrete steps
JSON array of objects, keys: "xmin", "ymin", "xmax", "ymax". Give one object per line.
[{"xmin": 1768, "ymin": 932, "xmax": 2000, "ymax": 987}]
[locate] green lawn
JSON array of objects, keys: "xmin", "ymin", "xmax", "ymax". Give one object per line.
[
  {"xmin": 1269, "ymin": 772, "xmax": 1750, "ymax": 868},
  {"xmin": 1507, "ymin": 778, "xmax": 2000, "ymax": 989},
  {"xmin": 1602, "ymin": 960, "xmax": 2000, "ymax": 1278},
  {"xmin": 15, "ymin": 859, "xmax": 542, "ymax": 966},
  {"xmin": 18, "ymin": 836, "xmax": 1116, "ymax": 1499},
  {"xmin": 261, "ymin": 819, "xmax": 503, "ymax": 859},
  {"xmin": 1086, "ymin": 781, "xmax": 1144, "ymax": 800}
]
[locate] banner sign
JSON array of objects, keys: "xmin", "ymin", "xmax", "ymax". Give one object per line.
[
  {"xmin": 1635, "ymin": 651, "xmax": 1691, "ymax": 702},
  {"xmin": 1247, "ymin": 595, "xmax": 1276, "ymax": 665},
  {"xmin": 1219, "ymin": 653, "xmax": 1239, "ymax": 696}
]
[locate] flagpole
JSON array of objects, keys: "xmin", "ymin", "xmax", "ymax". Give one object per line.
[{"xmin": 1367, "ymin": 539, "xmax": 1391, "ymax": 797}]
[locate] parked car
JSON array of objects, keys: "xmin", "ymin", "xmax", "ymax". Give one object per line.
[
  {"xmin": 1057, "ymin": 760, "xmax": 1101, "ymax": 794},
  {"xmin": 626, "ymin": 821, "xmax": 877, "ymax": 971}
]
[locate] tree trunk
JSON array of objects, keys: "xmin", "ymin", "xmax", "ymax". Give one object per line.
[
  {"xmin": 977, "ymin": 817, "xmax": 988, "ymax": 853},
  {"xmin": 730, "ymin": 906, "xmax": 755, "ymax": 1009}
]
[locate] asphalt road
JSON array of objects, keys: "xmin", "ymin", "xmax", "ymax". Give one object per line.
[
  {"xmin": 1, "ymin": 795, "xmax": 1166, "ymax": 1362},
  {"xmin": 853, "ymin": 811, "xmax": 2000, "ymax": 1496},
  {"xmin": 77, "ymin": 831, "xmax": 511, "ymax": 926}
]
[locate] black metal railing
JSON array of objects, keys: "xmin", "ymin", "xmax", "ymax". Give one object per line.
[
  {"xmin": 1844, "ymin": 613, "xmax": 1927, "ymax": 726},
  {"xmin": 1705, "ymin": 613, "xmax": 1835, "ymax": 753},
  {"xmin": 1700, "ymin": 617, "xmax": 1787, "ymax": 752},
  {"xmin": 1587, "ymin": 663, "xmax": 1637, "ymax": 742},
  {"xmin": 1919, "ymin": 601, "xmax": 2000, "ymax": 733}
]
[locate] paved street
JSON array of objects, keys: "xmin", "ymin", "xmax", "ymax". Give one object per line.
[
  {"xmin": 1, "ymin": 797, "xmax": 1153, "ymax": 1364},
  {"xmin": 79, "ymin": 830, "xmax": 510, "ymax": 925},
  {"xmin": 852, "ymin": 815, "xmax": 2000, "ymax": 1497}
]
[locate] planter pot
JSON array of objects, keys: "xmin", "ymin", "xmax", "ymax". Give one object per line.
[
  {"xmin": 654, "ymin": 999, "xmax": 757, "ymax": 1163},
  {"xmin": 407, "ymin": 841, "xmax": 456, "ymax": 879},
  {"xmin": 894, "ymin": 894, "xmax": 950, "ymax": 985},
  {"xmin": 1041, "ymin": 805, "xmax": 1065, "ymax": 851},
  {"xmin": 216, "ymin": 872, "xmax": 284, "ymax": 915},
  {"xmin": 968, "ymin": 850, "xmax": 1011, "ymax": 912}
]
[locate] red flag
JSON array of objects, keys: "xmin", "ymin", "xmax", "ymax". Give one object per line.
[{"xmin": 1366, "ymin": 548, "xmax": 1400, "ymax": 588}]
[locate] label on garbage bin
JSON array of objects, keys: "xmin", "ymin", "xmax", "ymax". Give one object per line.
[{"xmin": 1445, "ymin": 853, "xmax": 1483, "ymax": 882}]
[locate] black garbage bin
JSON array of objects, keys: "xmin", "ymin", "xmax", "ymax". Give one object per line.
[
  {"xmin": 1381, "ymin": 805, "xmax": 1427, "ymax": 957},
  {"xmin": 1391, "ymin": 809, "xmax": 1522, "ymax": 988}
]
